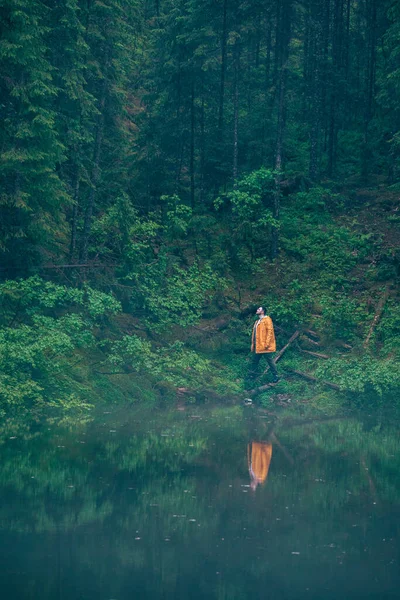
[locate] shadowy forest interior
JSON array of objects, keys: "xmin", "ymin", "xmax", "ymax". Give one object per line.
[{"xmin": 1, "ymin": 0, "xmax": 400, "ymax": 412}]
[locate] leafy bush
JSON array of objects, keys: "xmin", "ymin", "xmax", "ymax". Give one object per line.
[
  {"xmin": 0, "ymin": 277, "xmax": 121, "ymax": 408},
  {"xmin": 127, "ymin": 256, "xmax": 225, "ymax": 331},
  {"xmin": 214, "ymin": 168, "xmax": 277, "ymax": 265},
  {"xmin": 315, "ymin": 355, "xmax": 400, "ymax": 397}
]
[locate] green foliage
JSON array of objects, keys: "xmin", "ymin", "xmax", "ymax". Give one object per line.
[
  {"xmin": 375, "ymin": 300, "xmax": 400, "ymax": 356},
  {"xmin": 281, "ymin": 189, "xmax": 373, "ymax": 287},
  {"xmin": 315, "ymin": 356, "xmax": 400, "ymax": 398},
  {"xmin": 125, "ymin": 255, "xmax": 225, "ymax": 330},
  {"xmin": 264, "ymin": 286, "xmax": 315, "ymax": 331},
  {"xmin": 107, "ymin": 334, "xmax": 154, "ymax": 373},
  {"xmin": 0, "ymin": 276, "xmax": 121, "ymax": 320},
  {"xmin": 0, "ymin": 0, "xmax": 399, "ymax": 412},
  {"xmin": 316, "ymin": 294, "xmax": 367, "ymax": 341},
  {"xmin": 0, "ymin": 277, "xmax": 121, "ymax": 408},
  {"xmin": 0, "ymin": 0, "xmax": 69, "ymax": 268},
  {"xmin": 107, "ymin": 336, "xmax": 239, "ymax": 396},
  {"xmin": 215, "ymin": 168, "xmax": 277, "ymax": 266},
  {"xmin": 163, "ymin": 195, "xmax": 193, "ymax": 238}
]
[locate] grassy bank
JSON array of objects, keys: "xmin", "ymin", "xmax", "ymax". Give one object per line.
[{"xmin": 1, "ymin": 181, "xmax": 399, "ymax": 414}]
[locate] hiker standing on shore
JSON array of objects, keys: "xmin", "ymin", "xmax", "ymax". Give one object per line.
[{"xmin": 246, "ymin": 306, "xmax": 279, "ymax": 387}]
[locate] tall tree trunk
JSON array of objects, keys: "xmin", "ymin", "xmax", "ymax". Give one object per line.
[
  {"xmin": 361, "ymin": 0, "xmax": 377, "ymax": 182},
  {"xmin": 190, "ymin": 80, "xmax": 195, "ymax": 208},
  {"xmin": 302, "ymin": 1, "xmax": 311, "ymax": 119},
  {"xmin": 199, "ymin": 93, "xmax": 205, "ymax": 204},
  {"xmin": 265, "ymin": 16, "xmax": 272, "ymax": 91},
  {"xmin": 344, "ymin": 0, "xmax": 351, "ymax": 78},
  {"xmin": 80, "ymin": 80, "xmax": 106, "ymax": 263},
  {"xmin": 327, "ymin": 0, "xmax": 343, "ymax": 177},
  {"xmin": 175, "ymin": 59, "xmax": 183, "ymax": 190},
  {"xmin": 233, "ymin": 41, "xmax": 240, "ymax": 186},
  {"xmin": 321, "ymin": 0, "xmax": 330, "ymax": 153},
  {"xmin": 271, "ymin": 0, "xmax": 291, "ymax": 259},
  {"xmin": 69, "ymin": 164, "xmax": 80, "ymax": 261},
  {"xmin": 218, "ymin": 0, "xmax": 228, "ymax": 138},
  {"xmin": 263, "ymin": 9, "xmax": 273, "ymax": 162},
  {"xmin": 272, "ymin": 65, "xmax": 286, "ymax": 259},
  {"xmin": 309, "ymin": 0, "xmax": 324, "ymax": 181}
]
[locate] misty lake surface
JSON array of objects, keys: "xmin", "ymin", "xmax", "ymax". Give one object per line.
[{"xmin": 0, "ymin": 402, "xmax": 399, "ymax": 600}]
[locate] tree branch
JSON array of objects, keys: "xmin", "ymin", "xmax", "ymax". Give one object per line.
[{"xmin": 363, "ymin": 287, "xmax": 390, "ymax": 348}]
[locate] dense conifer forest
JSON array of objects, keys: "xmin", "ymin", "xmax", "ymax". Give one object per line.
[{"xmin": 0, "ymin": 0, "xmax": 399, "ymax": 410}]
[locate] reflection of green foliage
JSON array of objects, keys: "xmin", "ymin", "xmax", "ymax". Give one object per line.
[{"xmin": 0, "ymin": 405, "xmax": 399, "ymax": 598}]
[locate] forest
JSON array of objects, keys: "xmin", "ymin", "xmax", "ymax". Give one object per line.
[{"xmin": 1, "ymin": 0, "xmax": 400, "ymax": 412}]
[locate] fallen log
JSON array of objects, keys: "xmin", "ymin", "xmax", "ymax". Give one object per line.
[
  {"xmin": 300, "ymin": 334, "xmax": 320, "ymax": 347},
  {"xmin": 300, "ymin": 349, "xmax": 329, "ymax": 359},
  {"xmin": 275, "ymin": 330, "xmax": 301, "ymax": 362},
  {"xmin": 260, "ymin": 330, "xmax": 301, "ymax": 377},
  {"xmin": 303, "ymin": 329, "xmax": 320, "ymax": 340},
  {"xmin": 286, "ymin": 368, "xmax": 342, "ymax": 390},
  {"xmin": 336, "ymin": 341, "xmax": 352, "ymax": 350},
  {"xmin": 247, "ymin": 382, "xmax": 278, "ymax": 397},
  {"xmin": 363, "ymin": 287, "xmax": 390, "ymax": 348}
]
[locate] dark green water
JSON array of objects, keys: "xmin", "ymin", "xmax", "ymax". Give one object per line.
[{"xmin": 0, "ymin": 403, "xmax": 399, "ymax": 600}]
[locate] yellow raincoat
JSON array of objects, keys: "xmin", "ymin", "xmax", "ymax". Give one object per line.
[{"xmin": 251, "ymin": 316, "xmax": 276, "ymax": 353}]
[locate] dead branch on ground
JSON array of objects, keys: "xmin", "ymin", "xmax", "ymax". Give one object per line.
[
  {"xmin": 285, "ymin": 368, "xmax": 342, "ymax": 390},
  {"xmin": 299, "ymin": 349, "xmax": 329, "ymax": 359},
  {"xmin": 363, "ymin": 287, "xmax": 390, "ymax": 348}
]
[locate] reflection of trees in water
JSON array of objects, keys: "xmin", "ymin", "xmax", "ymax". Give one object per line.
[{"xmin": 0, "ymin": 407, "xmax": 399, "ymax": 599}]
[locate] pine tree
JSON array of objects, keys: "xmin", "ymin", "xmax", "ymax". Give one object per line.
[{"xmin": 0, "ymin": 0, "xmax": 68, "ymax": 273}]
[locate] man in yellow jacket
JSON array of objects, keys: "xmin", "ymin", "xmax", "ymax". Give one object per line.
[{"xmin": 246, "ymin": 306, "xmax": 279, "ymax": 387}]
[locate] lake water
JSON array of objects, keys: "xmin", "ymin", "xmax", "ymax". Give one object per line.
[{"xmin": 0, "ymin": 402, "xmax": 399, "ymax": 600}]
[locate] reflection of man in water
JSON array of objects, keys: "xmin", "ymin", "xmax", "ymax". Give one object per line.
[
  {"xmin": 246, "ymin": 306, "xmax": 279, "ymax": 388},
  {"xmin": 247, "ymin": 441, "xmax": 273, "ymax": 491}
]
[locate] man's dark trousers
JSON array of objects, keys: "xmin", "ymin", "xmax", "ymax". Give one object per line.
[{"xmin": 247, "ymin": 352, "xmax": 278, "ymax": 383}]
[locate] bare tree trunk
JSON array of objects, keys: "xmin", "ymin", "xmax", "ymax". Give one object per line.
[
  {"xmin": 303, "ymin": 0, "xmax": 311, "ymax": 119},
  {"xmin": 80, "ymin": 80, "xmax": 106, "ymax": 263},
  {"xmin": 327, "ymin": 0, "xmax": 344, "ymax": 177},
  {"xmin": 218, "ymin": 0, "xmax": 228, "ymax": 138},
  {"xmin": 271, "ymin": 0, "xmax": 291, "ymax": 259},
  {"xmin": 175, "ymin": 61, "xmax": 183, "ymax": 191},
  {"xmin": 321, "ymin": 0, "xmax": 330, "ymax": 153},
  {"xmin": 263, "ymin": 7, "xmax": 273, "ymax": 161},
  {"xmin": 344, "ymin": 0, "xmax": 351, "ymax": 78},
  {"xmin": 309, "ymin": 0, "xmax": 324, "ymax": 181},
  {"xmin": 69, "ymin": 164, "xmax": 80, "ymax": 261},
  {"xmin": 190, "ymin": 80, "xmax": 195, "ymax": 208},
  {"xmin": 233, "ymin": 41, "xmax": 240, "ymax": 186},
  {"xmin": 265, "ymin": 16, "xmax": 272, "ymax": 90},
  {"xmin": 361, "ymin": 0, "xmax": 377, "ymax": 182},
  {"xmin": 199, "ymin": 93, "xmax": 205, "ymax": 204}
]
